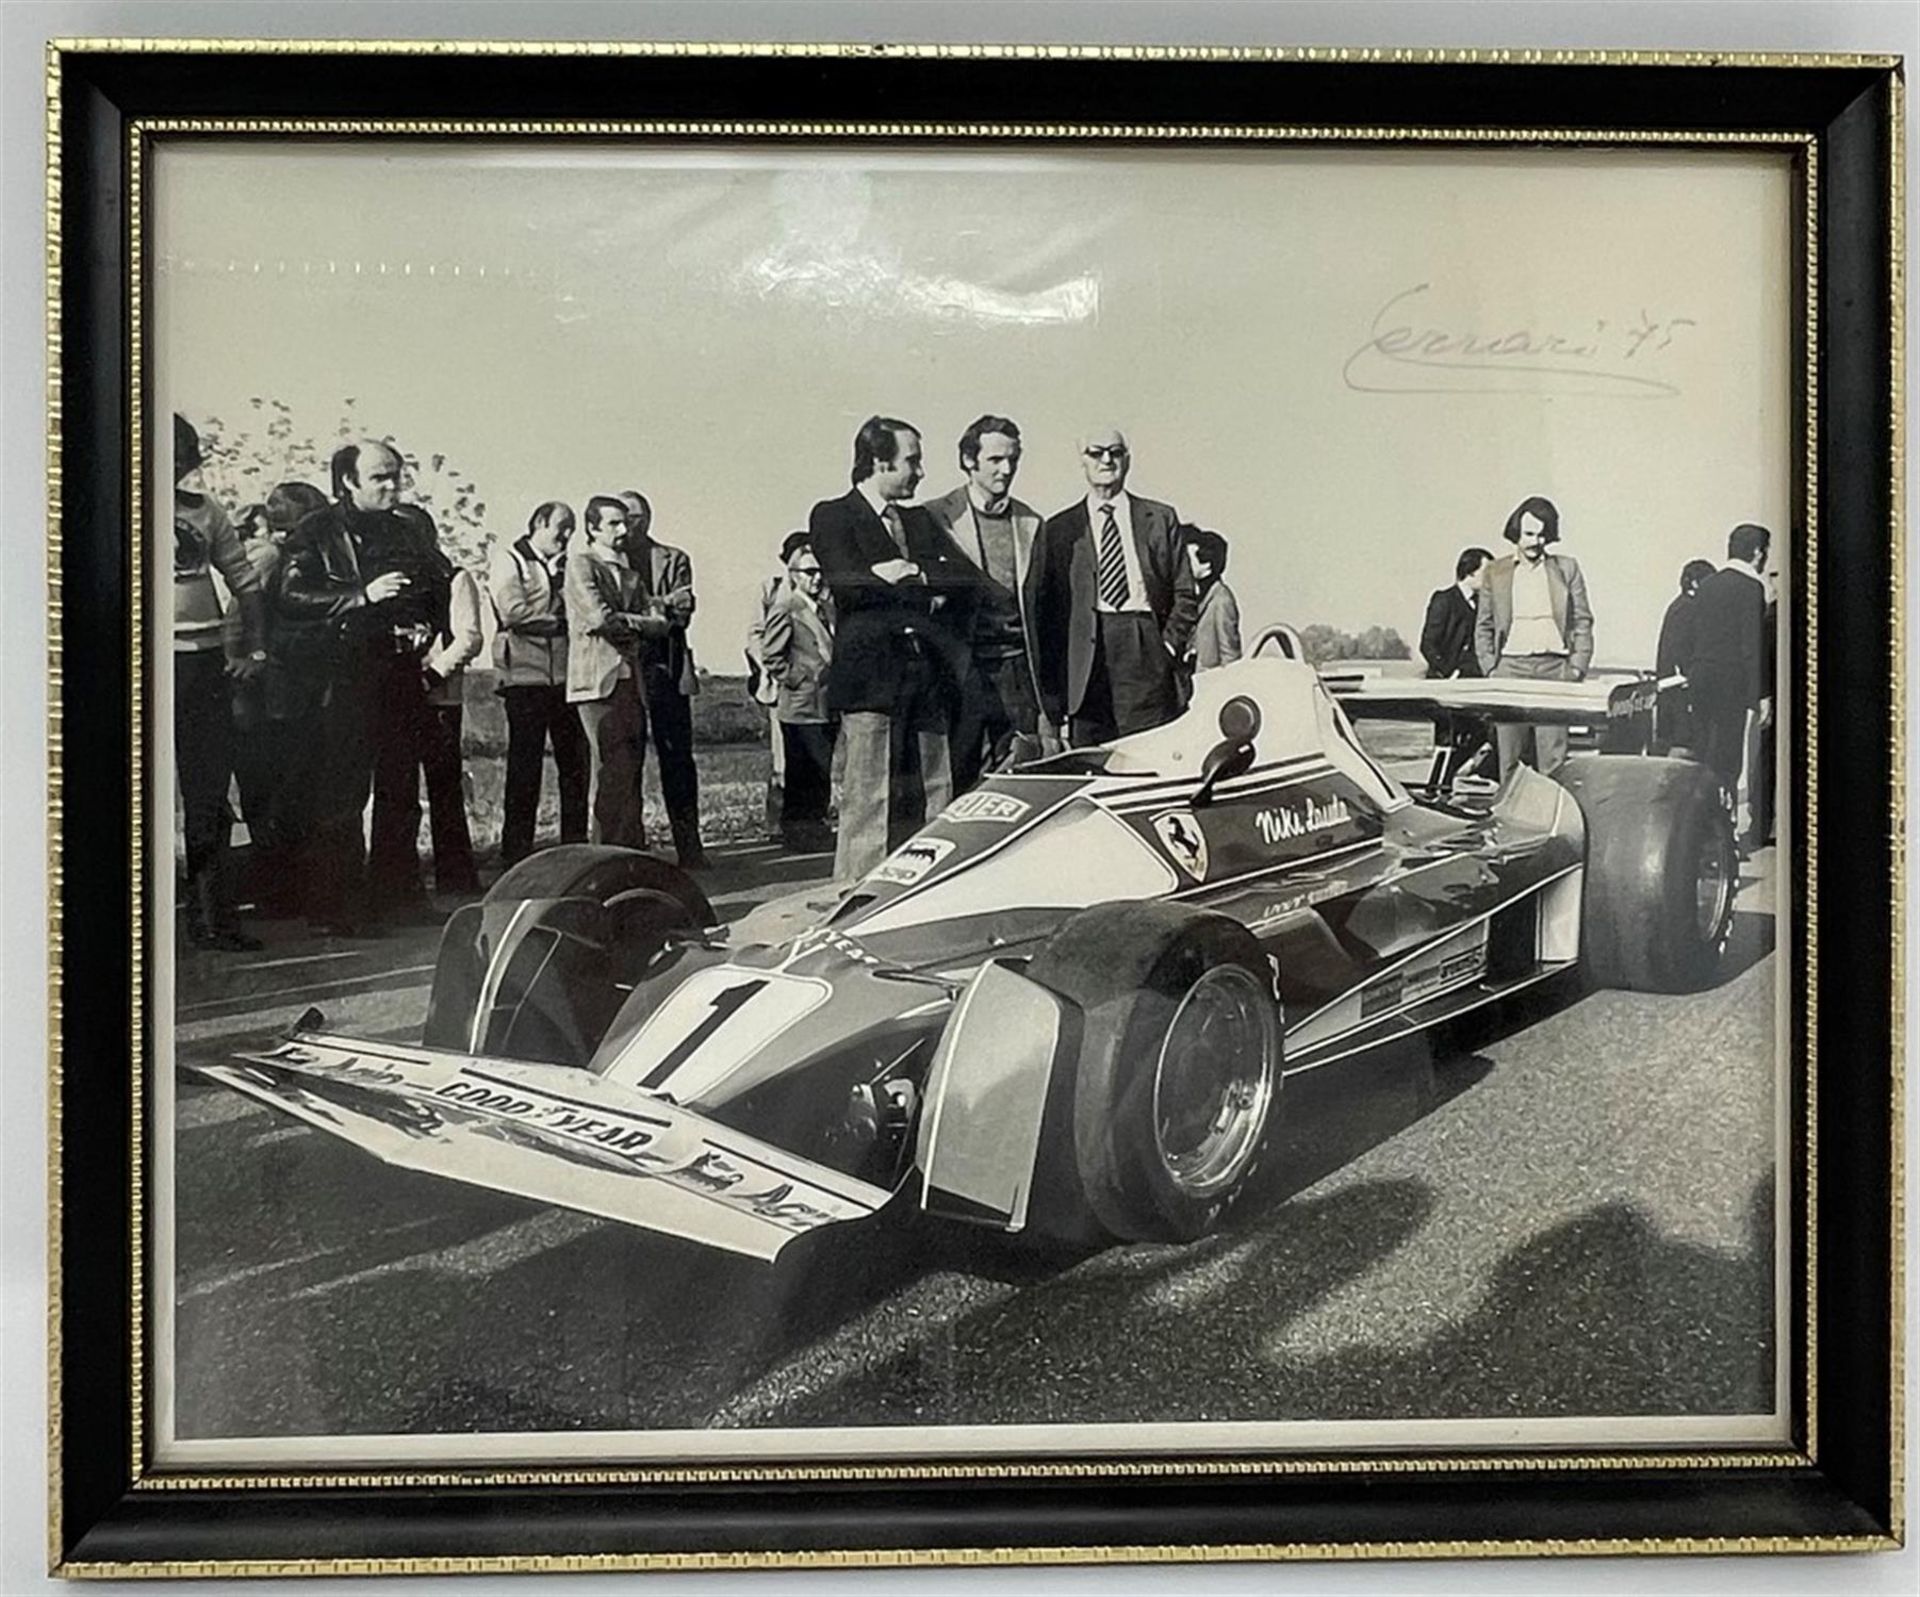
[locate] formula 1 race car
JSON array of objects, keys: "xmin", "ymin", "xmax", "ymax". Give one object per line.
[{"xmin": 205, "ymin": 628, "xmax": 1736, "ymax": 1261}]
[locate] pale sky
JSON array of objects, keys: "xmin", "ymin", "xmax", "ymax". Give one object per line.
[{"xmin": 154, "ymin": 142, "xmax": 1793, "ymax": 667}]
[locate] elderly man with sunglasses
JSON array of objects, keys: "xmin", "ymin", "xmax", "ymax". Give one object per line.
[{"xmin": 1031, "ymin": 427, "xmax": 1198, "ymax": 746}]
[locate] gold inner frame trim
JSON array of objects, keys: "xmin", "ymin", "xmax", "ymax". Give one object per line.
[
  {"xmin": 1885, "ymin": 67, "xmax": 1909, "ymax": 1549},
  {"xmin": 117, "ymin": 114, "xmax": 1822, "ymax": 1500},
  {"xmin": 127, "ymin": 120, "xmax": 150, "ymax": 1489},
  {"xmin": 129, "ymin": 1448, "xmax": 1812, "ymax": 1493},
  {"xmin": 136, "ymin": 116, "xmax": 1813, "ymax": 143},
  {"xmin": 42, "ymin": 30, "xmax": 66, "ymax": 1583},
  {"xmin": 53, "ymin": 1533, "xmax": 1906, "ymax": 1581},
  {"xmin": 47, "ymin": 38, "xmax": 1909, "ymax": 70},
  {"xmin": 1801, "ymin": 135, "xmax": 1822, "ymax": 1467}
]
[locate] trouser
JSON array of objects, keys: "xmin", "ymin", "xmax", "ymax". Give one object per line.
[
  {"xmin": 1654, "ymin": 685, "xmax": 1695, "ymax": 755},
  {"xmin": 952, "ymin": 651, "xmax": 1040, "ymax": 793},
  {"xmin": 368, "ymin": 663, "xmax": 478, "ymax": 905},
  {"xmin": 1691, "ymin": 670, "xmax": 1754, "ymax": 804},
  {"xmin": 500, "ymin": 685, "xmax": 589, "ymax": 865},
  {"xmin": 1426, "ymin": 707, "xmax": 1496, "ymax": 788},
  {"xmin": 176, "ymin": 650, "xmax": 236, "ymax": 880},
  {"xmin": 1746, "ymin": 705, "xmax": 1775, "ymax": 845},
  {"xmin": 768, "ymin": 704, "xmax": 787, "ymax": 779},
  {"xmin": 176, "ymin": 649, "xmax": 240, "ymax": 932},
  {"xmin": 764, "ymin": 709, "xmax": 786, "ymax": 838},
  {"xmin": 834, "ymin": 708, "xmax": 952, "ymax": 881},
  {"xmin": 1070, "ymin": 613, "xmax": 1180, "ymax": 747},
  {"xmin": 780, "ymin": 719, "xmax": 838, "ymax": 833},
  {"xmin": 231, "ymin": 707, "xmax": 302, "ymax": 911},
  {"xmin": 1492, "ymin": 654, "xmax": 1573, "ymax": 777},
  {"xmin": 578, "ymin": 674, "xmax": 649, "ymax": 849},
  {"xmin": 642, "ymin": 667, "xmax": 703, "ymax": 857},
  {"xmin": 230, "ymin": 674, "xmax": 282, "ymax": 842},
  {"xmin": 295, "ymin": 669, "xmax": 376, "ymax": 927}
]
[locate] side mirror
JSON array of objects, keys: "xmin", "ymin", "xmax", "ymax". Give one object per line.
[{"xmin": 1193, "ymin": 737, "xmax": 1257, "ymax": 807}]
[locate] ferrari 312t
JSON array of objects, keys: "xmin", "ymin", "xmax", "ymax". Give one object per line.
[{"xmin": 204, "ymin": 629, "xmax": 1736, "ymax": 1261}]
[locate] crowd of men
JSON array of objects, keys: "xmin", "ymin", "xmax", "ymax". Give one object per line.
[
  {"xmin": 173, "ymin": 410, "xmax": 1244, "ymax": 948},
  {"xmin": 1419, "ymin": 498, "xmax": 1777, "ymax": 852},
  {"xmin": 744, "ymin": 415, "xmax": 1245, "ymax": 880},
  {"xmin": 176, "ymin": 399, "xmax": 1776, "ymax": 956}
]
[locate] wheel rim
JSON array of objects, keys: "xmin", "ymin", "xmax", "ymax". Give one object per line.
[
  {"xmin": 1151, "ymin": 964, "xmax": 1278, "ymax": 1198},
  {"xmin": 1694, "ymin": 828, "xmax": 1735, "ymax": 943}
]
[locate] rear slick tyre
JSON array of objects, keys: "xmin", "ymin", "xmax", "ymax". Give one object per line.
[{"xmin": 1557, "ymin": 754, "xmax": 1736, "ymax": 993}]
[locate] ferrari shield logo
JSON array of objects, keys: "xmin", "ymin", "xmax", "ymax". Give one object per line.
[{"xmin": 1152, "ymin": 809, "xmax": 1209, "ymax": 881}]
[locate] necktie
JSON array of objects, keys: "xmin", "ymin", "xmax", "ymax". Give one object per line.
[
  {"xmin": 882, "ymin": 504, "xmax": 908, "ymax": 556},
  {"xmin": 1096, "ymin": 504, "xmax": 1130, "ymax": 609}
]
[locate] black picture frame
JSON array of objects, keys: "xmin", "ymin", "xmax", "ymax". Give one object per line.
[{"xmin": 48, "ymin": 39, "xmax": 1903, "ymax": 1576}]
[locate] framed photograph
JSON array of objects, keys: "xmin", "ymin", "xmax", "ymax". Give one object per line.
[{"xmin": 48, "ymin": 36, "xmax": 1903, "ymax": 1577}]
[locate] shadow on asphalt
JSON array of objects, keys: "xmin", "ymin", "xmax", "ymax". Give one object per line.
[
  {"xmin": 580, "ymin": 1038, "xmax": 1508, "ymax": 1427},
  {"xmin": 748, "ymin": 1170, "xmax": 1776, "ymax": 1429}
]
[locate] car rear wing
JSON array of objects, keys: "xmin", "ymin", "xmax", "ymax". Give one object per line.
[
  {"xmin": 205, "ymin": 1013, "xmax": 890, "ymax": 1262},
  {"xmin": 1320, "ymin": 669, "xmax": 1664, "ymax": 728}
]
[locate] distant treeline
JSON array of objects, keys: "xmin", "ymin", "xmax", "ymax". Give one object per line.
[
  {"xmin": 460, "ymin": 670, "xmax": 768, "ymax": 756},
  {"xmin": 1297, "ymin": 624, "xmax": 1412, "ymax": 664}
]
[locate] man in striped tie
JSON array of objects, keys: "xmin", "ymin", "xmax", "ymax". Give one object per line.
[{"xmin": 1031, "ymin": 427, "xmax": 1199, "ymax": 746}]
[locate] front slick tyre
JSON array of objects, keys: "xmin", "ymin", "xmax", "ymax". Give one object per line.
[
  {"xmin": 1027, "ymin": 902, "xmax": 1280, "ymax": 1244},
  {"xmin": 1558, "ymin": 753, "xmax": 1737, "ymax": 993}
]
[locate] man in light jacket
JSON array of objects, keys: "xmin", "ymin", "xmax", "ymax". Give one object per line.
[
  {"xmin": 760, "ymin": 537, "xmax": 838, "ymax": 854},
  {"xmin": 745, "ymin": 531, "xmax": 809, "ymax": 840},
  {"xmin": 488, "ymin": 500, "xmax": 588, "ymax": 865},
  {"xmin": 565, "ymin": 495, "xmax": 668, "ymax": 849},
  {"xmin": 1474, "ymin": 494, "xmax": 1595, "ymax": 778}
]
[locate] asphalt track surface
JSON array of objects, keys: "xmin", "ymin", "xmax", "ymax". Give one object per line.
[{"xmin": 167, "ymin": 839, "xmax": 1781, "ymax": 1451}]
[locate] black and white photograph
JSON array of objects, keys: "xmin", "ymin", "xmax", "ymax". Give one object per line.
[{"xmin": 150, "ymin": 137, "xmax": 1797, "ymax": 1469}]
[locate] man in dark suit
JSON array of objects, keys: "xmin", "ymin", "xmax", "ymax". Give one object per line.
[
  {"xmin": 1747, "ymin": 582, "xmax": 1778, "ymax": 848},
  {"xmin": 1421, "ymin": 547, "xmax": 1493, "ymax": 679},
  {"xmin": 1653, "ymin": 557, "xmax": 1717, "ymax": 753},
  {"xmin": 1688, "ymin": 523, "xmax": 1774, "ymax": 842},
  {"xmin": 619, "ymin": 489, "xmax": 707, "ymax": 870},
  {"xmin": 1031, "ymin": 427, "xmax": 1198, "ymax": 746},
  {"xmin": 810, "ymin": 415, "xmax": 971, "ymax": 880},
  {"xmin": 1419, "ymin": 546, "xmax": 1494, "ymax": 788}
]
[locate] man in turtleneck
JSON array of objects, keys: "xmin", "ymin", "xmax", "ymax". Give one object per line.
[
  {"xmin": 276, "ymin": 437, "xmax": 452, "ymax": 934},
  {"xmin": 923, "ymin": 414, "xmax": 1053, "ymax": 792}
]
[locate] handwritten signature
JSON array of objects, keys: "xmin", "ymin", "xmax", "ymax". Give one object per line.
[{"xmin": 1343, "ymin": 283, "xmax": 1696, "ymax": 397}]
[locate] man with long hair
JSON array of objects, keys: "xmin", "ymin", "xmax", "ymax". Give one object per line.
[{"xmin": 1473, "ymin": 495, "xmax": 1594, "ymax": 777}]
